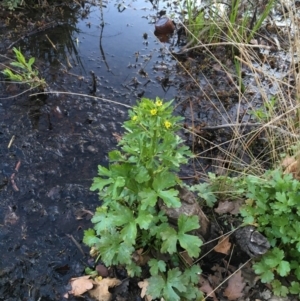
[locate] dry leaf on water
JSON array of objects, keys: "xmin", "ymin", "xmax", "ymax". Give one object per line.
[
  {"xmin": 214, "ymin": 235, "xmax": 231, "ymax": 255},
  {"xmin": 89, "ymin": 277, "xmax": 121, "ymax": 301},
  {"xmin": 223, "ymin": 270, "xmax": 246, "ymax": 300},
  {"xmin": 138, "ymin": 280, "xmax": 153, "ymax": 301},
  {"xmin": 68, "ymin": 275, "xmax": 93, "ymax": 296}
]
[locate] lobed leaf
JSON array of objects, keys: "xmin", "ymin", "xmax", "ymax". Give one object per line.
[
  {"xmin": 148, "ymin": 259, "xmax": 166, "ymax": 275},
  {"xmin": 139, "ymin": 188, "xmax": 158, "ymax": 210},
  {"xmin": 157, "ymin": 188, "xmax": 181, "ymax": 208}
]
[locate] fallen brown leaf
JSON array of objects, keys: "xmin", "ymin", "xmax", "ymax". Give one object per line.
[
  {"xmin": 214, "ymin": 235, "xmax": 231, "ymax": 255},
  {"xmin": 199, "ymin": 276, "xmax": 218, "ymax": 301},
  {"xmin": 138, "ymin": 279, "xmax": 153, "ymax": 301},
  {"xmin": 89, "ymin": 277, "xmax": 121, "ymax": 301},
  {"xmin": 281, "ymin": 156, "xmax": 295, "ymax": 168},
  {"xmin": 282, "ymin": 156, "xmax": 300, "ymax": 180},
  {"xmin": 69, "ymin": 275, "xmax": 93, "ymax": 296},
  {"xmin": 214, "ymin": 200, "xmax": 244, "ymax": 215},
  {"xmin": 132, "ymin": 248, "xmax": 150, "ymax": 266},
  {"xmin": 208, "ymin": 264, "xmax": 227, "ymax": 291},
  {"xmin": 214, "ymin": 201, "xmax": 234, "ymax": 215},
  {"xmin": 223, "ymin": 270, "xmax": 246, "ymax": 300}
]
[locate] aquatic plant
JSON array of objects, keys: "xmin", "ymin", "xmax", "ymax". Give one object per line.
[
  {"xmin": 2, "ymin": 47, "xmax": 46, "ymax": 89},
  {"xmin": 84, "ymin": 97, "xmax": 203, "ymax": 300}
]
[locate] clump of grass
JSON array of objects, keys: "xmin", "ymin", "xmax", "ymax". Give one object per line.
[
  {"xmin": 2, "ymin": 47, "xmax": 46, "ymax": 90},
  {"xmin": 182, "ymin": 0, "xmax": 275, "ymax": 57}
]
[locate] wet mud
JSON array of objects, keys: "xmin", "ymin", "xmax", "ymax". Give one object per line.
[
  {"xmin": 0, "ymin": 0, "xmax": 184, "ymax": 299},
  {"xmin": 0, "ymin": 89, "xmax": 127, "ymax": 299}
]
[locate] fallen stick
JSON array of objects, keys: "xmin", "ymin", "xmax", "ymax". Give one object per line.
[{"xmin": 66, "ymin": 234, "xmax": 85, "ymax": 256}]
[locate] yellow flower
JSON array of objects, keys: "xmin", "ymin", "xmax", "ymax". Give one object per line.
[
  {"xmin": 164, "ymin": 121, "xmax": 171, "ymax": 129},
  {"xmin": 155, "ymin": 99, "xmax": 163, "ymax": 107},
  {"xmin": 150, "ymin": 109, "xmax": 157, "ymax": 115},
  {"xmin": 132, "ymin": 115, "xmax": 137, "ymax": 121}
]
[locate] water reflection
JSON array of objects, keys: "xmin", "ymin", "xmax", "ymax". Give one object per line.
[{"xmin": 15, "ymin": 0, "xmax": 178, "ymax": 104}]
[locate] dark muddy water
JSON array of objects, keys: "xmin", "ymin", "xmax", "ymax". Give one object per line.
[{"xmin": 0, "ymin": 1, "xmax": 181, "ymax": 299}]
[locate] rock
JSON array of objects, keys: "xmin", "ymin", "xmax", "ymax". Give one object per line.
[{"xmin": 233, "ymin": 225, "xmax": 270, "ymax": 257}]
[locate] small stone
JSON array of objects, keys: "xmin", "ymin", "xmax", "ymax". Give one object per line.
[
  {"xmin": 96, "ymin": 264, "xmax": 108, "ymax": 277},
  {"xmin": 87, "ymin": 145, "xmax": 98, "ymax": 153}
]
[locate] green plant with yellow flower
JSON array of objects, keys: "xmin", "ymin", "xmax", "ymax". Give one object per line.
[{"xmin": 83, "ymin": 97, "xmax": 203, "ymax": 300}]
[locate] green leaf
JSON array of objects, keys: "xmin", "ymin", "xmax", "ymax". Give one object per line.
[
  {"xmin": 275, "ymin": 191, "xmax": 287, "ymax": 203},
  {"xmin": 97, "ymin": 165, "xmax": 111, "ymax": 177},
  {"xmin": 290, "ymin": 281, "xmax": 300, "ymax": 294},
  {"xmin": 83, "ymin": 228, "xmax": 100, "ymax": 246},
  {"xmin": 108, "ymin": 150, "xmax": 124, "ymax": 161},
  {"xmin": 178, "ymin": 233, "xmax": 202, "ymax": 258},
  {"xmin": 98, "ymin": 231, "xmax": 123, "ymax": 266},
  {"xmin": 253, "ymin": 261, "xmax": 274, "ymax": 283},
  {"xmin": 10, "ymin": 61, "xmax": 28, "ymax": 70},
  {"xmin": 163, "ymin": 268, "xmax": 187, "ymax": 300},
  {"xmin": 113, "ymin": 206, "xmax": 135, "ymax": 226},
  {"xmin": 177, "ymin": 215, "xmax": 202, "ymax": 257},
  {"xmin": 153, "ymin": 171, "xmax": 177, "ymax": 191},
  {"xmin": 117, "ymin": 241, "xmax": 135, "ymax": 265},
  {"xmin": 277, "ymin": 260, "xmax": 290, "ymax": 277},
  {"xmin": 191, "ymin": 182, "xmax": 217, "ymax": 207},
  {"xmin": 136, "ymin": 210, "xmax": 153, "ymax": 229},
  {"xmin": 148, "ymin": 259, "xmax": 166, "ymax": 275},
  {"xmin": 134, "ymin": 165, "xmax": 151, "ymax": 183},
  {"xmin": 265, "ymin": 248, "xmax": 284, "ymax": 267},
  {"xmin": 112, "ymin": 176, "xmax": 126, "ymax": 198},
  {"xmin": 139, "ymin": 188, "xmax": 158, "ymax": 210},
  {"xmin": 90, "ymin": 177, "xmax": 113, "ymax": 191},
  {"xmin": 2, "ymin": 69, "xmax": 23, "ymax": 81},
  {"xmin": 157, "ymin": 188, "xmax": 181, "ymax": 208},
  {"xmin": 85, "ymin": 267, "xmax": 98, "ymax": 277},
  {"xmin": 13, "ymin": 47, "xmax": 26, "ymax": 65},
  {"xmin": 182, "ymin": 265, "xmax": 202, "ymax": 284},
  {"xmin": 160, "ymin": 227, "xmax": 178, "ymax": 254},
  {"xmin": 178, "ymin": 215, "xmax": 200, "ymax": 233},
  {"xmin": 92, "ymin": 207, "xmax": 115, "ymax": 234},
  {"xmin": 126, "ymin": 262, "xmax": 142, "ymax": 277},
  {"xmin": 28, "ymin": 57, "xmax": 35, "ymax": 68},
  {"xmin": 120, "ymin": 221, "xmax": 137, "ymax": 245},
  {"xmin": 147, "ymin": 275, "xmax": 166, "ymax": 299},
  {"xmin": 272, "ymin": 279, "xmax": 289, "ymax": 297}
]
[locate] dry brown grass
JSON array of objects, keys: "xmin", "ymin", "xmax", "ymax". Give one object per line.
[{"xmin": 173, "ymin": 0, "xmax": 300, "ymax": 179}]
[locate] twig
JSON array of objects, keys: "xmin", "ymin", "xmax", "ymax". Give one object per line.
[
  {"xmin": 45, "ymin": 34, "xmax": 57, "ymax": 51},
  {"xmin": 15, "ymin": 160, "xmax": 21, "ymax": 172},
  {"xmin": 90, "ymin": 71, "xmax": 97, "ymax": 93},
  {"xmin": 30, "ymin": 91, "xmax": 132, "ymax": 108},
  {"xmin": 7, "ymin": 21, "xmax": 61, "ymax": 50},
  {"xmin": 66, "ymin": 234, "xmax": 85, "ymax": 256},
  {"xmin": 193, "ymin": 123, "xmax": 300, "ymax": 138},
  {"xmin": 202, "ymin": 258, "xmax": 252, "ymax": 300},
  {"xmin": 10, "ymin": 173, "xmax": 19, "ymax": 191},
  {"xmin": 8, "ymin": 135, "xmax": 15, "ymax": 148}
]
